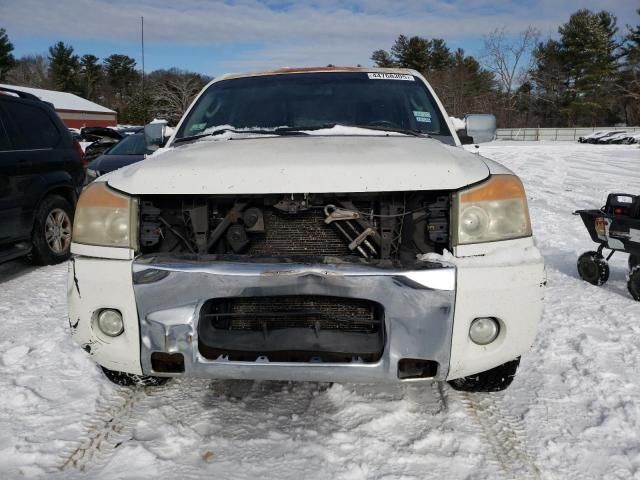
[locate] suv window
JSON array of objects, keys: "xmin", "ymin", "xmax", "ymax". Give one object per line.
[{"xmin": 1, "ymin": 100, "xmax": 61, "ymax": 149}]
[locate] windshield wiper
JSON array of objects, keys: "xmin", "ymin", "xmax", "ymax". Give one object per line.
[
  {"xmin": 173, "ymin": 123, "xmax": 428, "ymax": 145},
  {"xmin": 173, "ymin": 127, "xmax": 313, "ymax": 145},
  {"xmin": 348, "ymin": 125, "xmax": 430, "ymax": 137}
]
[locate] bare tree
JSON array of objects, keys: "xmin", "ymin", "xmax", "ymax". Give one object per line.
[
  {"xmin": 481, "ymin": 26, "xmax": 539, "ymax": 124},
  {"xmin": 150, "ymin": 71, "xmax": 207, "ymax": 124},
  {"xmin": 6, "ymin": 54, "xmax": 52, "ymax": 88}
]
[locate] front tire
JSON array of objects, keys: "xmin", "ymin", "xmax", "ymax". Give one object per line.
[
  {"xmin": 629, "ymin": 255, "xmax": 639, "ymax": 271},
  {"xmin": 31, "ymin": 195, "xmax": 74, "ymax": 265},
  {"xmin": 448, "ymin": 358, "xmax": 520, "ymax": 392},
  {"xmin": 628, "ymin": 266, "xmax": 640, "ymax": 301},
  {"xmin": 577, "ymin": 251, "xmax": 609, "ymax": 286},
  {"xmin": 101, "ymin": 367, "xmax": 169, "ymax": 387}
]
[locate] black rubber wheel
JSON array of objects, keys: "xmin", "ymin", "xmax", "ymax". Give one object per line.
[
  {"xmin": 101, "ymin": 367, "xmax": 170, "ymax": 387},
  {"xmin": 577, "ymin": 251, "xmax": 610, "ymax": 286},
  {"xmin": 629, "ymin": 255, "xmax": 639, "ymax": 271},
  {"xmin": 448, "ymin": 358, "xmax": 520, "ymax": 393},
  {"xmin": 628, "ymin": 266, "xmax": 640, "ymax": 301},
  {"xmin": 31, "ymin": 195, "xmax": 74, "ymax": 265}
]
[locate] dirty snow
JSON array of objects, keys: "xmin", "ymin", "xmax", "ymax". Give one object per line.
[{"xmin": 0, "ymin": 141, "xmax": 639, "ymax": 479}]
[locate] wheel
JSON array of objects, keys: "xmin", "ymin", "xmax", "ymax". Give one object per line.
[
  {"xmin": 629, "ymin": 255, "xmax": 639, "ymax": 271},
  {"xmin": 448, "ymin": 358, "xmax": 520, "ymax": 392},
  {"xmin": 628, "ymin": 266, "xmax": 640, "ymax": 301},
  {"xmin": 101, "ymin": 367, "xmax": 170, "ymax": 387},
  {"xmin": 577, "ymin": 251, "xmax": 610, "ymax": 286},
  {"xmin": 31, "ymin": 195, "xmax": 74, "ymax": 265}
]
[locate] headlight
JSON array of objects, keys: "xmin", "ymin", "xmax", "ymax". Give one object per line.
[
  {"xmin": 453, "ymin": 175, "xmax": 531, "ymax": 245},
  {"xmin": 73, "ymin": 182, "xmax": 138, "ymax": 248}
]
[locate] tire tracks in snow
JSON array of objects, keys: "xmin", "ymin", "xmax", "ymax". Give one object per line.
[
  {"xmin": 453, "ymin": 389, "xmax": 541, "ymax": 479},
  {"xmin": 51, "ymin": 378, "xmax": 327, "ymax": 478},
  {"xmin": 54, "ymin": 385, "xmax": 148, "ymax": 474}
]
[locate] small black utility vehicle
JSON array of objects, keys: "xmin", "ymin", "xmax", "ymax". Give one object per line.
[{"xmin": 574, "ymin": 193, "xmax": 640, "ymax": 300}]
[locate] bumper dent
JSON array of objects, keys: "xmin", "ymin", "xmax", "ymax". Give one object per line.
[{"xmin": 132, "ymin": 256, "xmax": 456, "ymax": 383}]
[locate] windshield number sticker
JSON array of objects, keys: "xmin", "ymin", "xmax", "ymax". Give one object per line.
[
  {"xmin": 368, "ymin": 73, "xmax": 414, "ymax": 81},
  {"xmin": 413, "ymin": 111, "xmax": 432, "ymax": 123}
]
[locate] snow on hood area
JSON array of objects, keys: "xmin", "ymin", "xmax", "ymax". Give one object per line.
[
  {"xmin": 106, "ymin": 135, "xmax": 488, "ymax": 195},
  {"xmin": 1, "ymin": 142, "xmax": 640, "ymax": 479}
]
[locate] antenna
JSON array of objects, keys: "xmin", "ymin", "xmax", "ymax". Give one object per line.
[{"xmin": 141, "ymin": 15, "xmax": 146, "ymax": 123}]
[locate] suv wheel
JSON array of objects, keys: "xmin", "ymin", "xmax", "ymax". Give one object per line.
[
  {"xmin": 31, "ymin": 195, "xmax": 74, "ymax": 265},
  {"xmin": 577, "ymin": 251, "xmax": 609, "ymax": 286},
  {"xmin": 628, "ymin": 266, "xmax": 640, "ymax": 301},
  {"xmin": 101, "ymin": 367, "xmax": 170, "ymax": 387},
  {"xmin": 448, "ymin": 358, "xmax": 520, "ymax": 392}
]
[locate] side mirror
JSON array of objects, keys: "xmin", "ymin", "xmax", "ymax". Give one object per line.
[
  {"xmin": 464, "ymin": 114, "xmax": 496, "ymax": 144},
  {"xmin": 144, "ymin": 122, "xmax": 167, "ymax": 152}
]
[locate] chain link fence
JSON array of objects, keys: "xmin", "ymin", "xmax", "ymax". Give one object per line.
[{"xmin": 496, "ymin": 126, "xmax": 640, "ymax": 141}]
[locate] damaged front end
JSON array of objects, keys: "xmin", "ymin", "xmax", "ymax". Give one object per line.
[{"xmin": 126, "ymin": 190, "xmax": 455, "ymax": 381}]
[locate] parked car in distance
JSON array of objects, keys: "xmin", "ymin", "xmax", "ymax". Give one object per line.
[
  {"xmin": 68, "ymin": 67, "xmax": 545, "ymax": 392},
  {"xmin": 579, "ymin": 130, "xmax": 610, "ymax": 143},
  {"xmin": 86, "ymin": 132, "xmax": 149, "ymax": 181},
  {"xmin": 81, "ymin": 127, "xmax": 125, "ymax": 162},
  {"xmin": 598, "ymin": 131, "xmax": 627, "ymax": 144},
  {"xmin": 0, "ymin": 86, "xmax": 86, "ymax": 264}
]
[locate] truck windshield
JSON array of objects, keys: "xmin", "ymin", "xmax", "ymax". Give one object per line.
[{"xmin": 175, "ymin": 72, "xmax": 454, "ymax": 143}]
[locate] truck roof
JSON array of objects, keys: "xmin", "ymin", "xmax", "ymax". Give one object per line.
[{"xmin": 217, "ymin": 66, "xmax": 419, "ymax": 81}]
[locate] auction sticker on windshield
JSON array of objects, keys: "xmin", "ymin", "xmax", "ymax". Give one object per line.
[{"xmin": 368, "ymin": 73, "xmax": 415, "ymax": 81}]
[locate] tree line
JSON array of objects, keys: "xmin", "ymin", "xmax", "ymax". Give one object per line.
[
  {"xmin": 0, "ymin": 7, "xmax": 638, "ymax": 128},
  {"xmin": 0, "ymin": 32, "xmax": 209, "ymax": 125},
  {"xmin": 372, "ymin": 9, "xmax": 640, "ymax": 128}
]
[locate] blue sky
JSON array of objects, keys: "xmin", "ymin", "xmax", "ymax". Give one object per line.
[{"xmin": 1, "ymin": 0, "xmax": 637, "ymax": 77}]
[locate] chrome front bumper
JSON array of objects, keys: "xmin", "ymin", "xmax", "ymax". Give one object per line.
[{"xmin": 132, "ymin": 255, "xmax": 456, "ymax": 383}]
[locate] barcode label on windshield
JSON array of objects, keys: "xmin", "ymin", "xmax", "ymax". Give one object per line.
[{"xmin": 368, "ymin": 73, "xmax": 414, "ymax": 81}]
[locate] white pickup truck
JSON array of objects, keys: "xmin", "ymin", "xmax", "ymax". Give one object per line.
[{"xmin": 67, "ymin": 67, "xmax": 544, "ymax": 392}]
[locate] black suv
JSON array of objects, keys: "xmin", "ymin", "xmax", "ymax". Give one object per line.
[{"xmin": 0, "ymin": 86, "xmax": 86, "ymax": 264}]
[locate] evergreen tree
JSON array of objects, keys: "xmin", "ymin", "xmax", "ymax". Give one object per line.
[
  {"xmin": 373, "ymin": 35, "xmax": 453, "ymax": 74},
  {"xmin": 371, "ymin": 36, "xmax": 495, "ymax": 118},
  {"xmin": 530, "ymin": 39, "xmax": 565, "ymax": 126},
  {"xmin": 429, "ymin": 39, "xmax": 452, "ymax": 71},
  {"xmin": 0, "ymin": 28, "xmax": 15, "ymax": 82},
  {"xmin": 48, "ymin": 41, "xmax": 79, "ymax": 92},
  {"xmin": 79, "ymin": 54, "xmax": 101, "ymax": 100},
  {"xmin": 371, "ymin": 49, "xmax": 395, "ymax": 67},
  {"xmin": 618, "ymin": 9, "xmax": 640, "ymax": 124},
  {"xmin": 559, "ymin": 9, "xmax": 619, "ymax": 125},
  {"xmin": 390, "ymin": 35, "xmax": 431, "ymax": 72},
  {"xmin": 104, "ymin": 54, "xmax": 137, "ymax": 98}
]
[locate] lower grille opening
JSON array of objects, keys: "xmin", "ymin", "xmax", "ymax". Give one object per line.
[
  {"xmin": 198, "ymin": 295, "xmax": 384, "ymax": 363},
  {"xmin": 397, "ymin": 359, "xmax": 439, "ymax": 380},
  {"xmin": 151, "ymin": 352, "xmax": 185, "ymax": 373}
]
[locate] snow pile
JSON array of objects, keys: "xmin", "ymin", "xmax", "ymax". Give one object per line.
[
  {"xmin": 418, "ymin": 243, "xmax": 543, "ymax": 267},
  {"xmin": 301, "ymin": 125, "xmax": 406, "ymax": 136},
  {"xmin": 449, "ymin": 117, "xmax": 466, "ymax": 131}
]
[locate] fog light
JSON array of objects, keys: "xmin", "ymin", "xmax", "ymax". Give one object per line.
[
  {"xmin": 469, "ymin": 317, "xmax": 499, "ymax": 345},
  {"xmin": 97, "ymin": 309, "xmax": 124, "ymax": 337}
]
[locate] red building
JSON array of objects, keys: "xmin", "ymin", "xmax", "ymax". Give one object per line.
[{"xmin": 0, "ymin": 84, "xmax": 117, "ymax": 128}]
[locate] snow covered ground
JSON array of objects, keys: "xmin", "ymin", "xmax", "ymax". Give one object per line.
[{"xmin": 0, "ymin": 141, "xmax": 639, "ymax": 479}]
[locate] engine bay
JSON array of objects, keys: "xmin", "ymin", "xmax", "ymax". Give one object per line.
[{"xmin": 138, "ymin": 192, "xmax": 450, "ymax": 261}]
